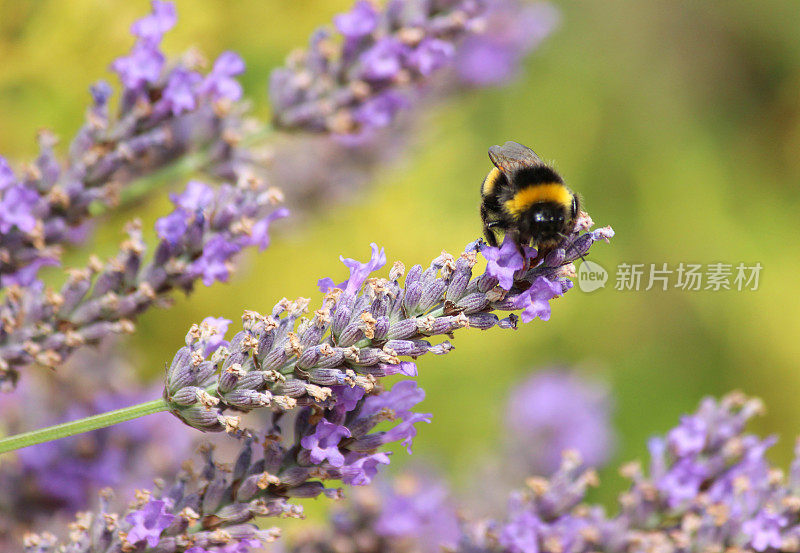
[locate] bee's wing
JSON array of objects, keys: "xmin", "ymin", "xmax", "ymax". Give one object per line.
[{"xmin": 488, "ymin": 141, "xmax": 542, "ymax": 176}]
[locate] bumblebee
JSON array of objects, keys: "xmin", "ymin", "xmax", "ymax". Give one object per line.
[{"xmin": 480, "ymin": 141, "xmax": 579, "ymax": 257}]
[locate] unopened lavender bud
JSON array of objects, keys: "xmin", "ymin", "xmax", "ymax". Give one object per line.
[
  {"xmin": 468, "ymin": 313, "xmax": 500, "ymax": 330},
  {"xmin": 272, "ymin": 378, "xmax": 307, "ymax": 398},
  {"xmin": 387, "ymin": 319, "xmax": 418, "ymax": 340},
  {"xmin": 308, "ymin": 368, "xmax": 346, "ymax": 386},
  {"xmin": 338, "ymin": 321, "xmax": 365, "ymax": 347},
  {"xmin": 218, "ymin": 364, "xmax": 245, "ymax": 393},
  {"xmin": 455, "ymin": 292, "xmax": 490, "ymax": 314},
  {"xmin": 175, "ymin": 406, "xmax": 224, "ymax": 431},
  {"xmin": 170, "ymin": 386, "xmax": 203, "ymax": 406},
  {"xmin": 498, "ymin": 314, "xmax": 519, "ymax": 329},
  {"xmin": 223, "ymin": 390, "xmax": 272, "ymax": 408},
  {"xmin": 286, "ymin": 482, "xmax": 327, "ymax": 498},
  {"xmin": 278, "ymin": 466, "xmax": 313, "ymax": 487},
  {"xmin": 235, "ymin": 475, "xmax": 262, "ymax": 502},
  {"xmin": 384, "ymin": 339, "xmax": 430, "ymax": 357},
  {"xmin": 428, "ymin": 341, "xmax": 454, "ymax": 355},
  {"xmin": 214, "ymin": 503, "xmax": 255, "ymax": 524},
  {"xmin": 372, "ymin": 316, "xmax": 390, "ymax": 340},
  {"xmin": 314, "ymin": 346, "xmax": 345, "ymax": 368},
  {"xmin": 417, "ymin": 279, "xmax": 447, "ymax": 313}
]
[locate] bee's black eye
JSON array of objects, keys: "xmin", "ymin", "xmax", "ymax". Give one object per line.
[{"xmin": 571, "ymin": 195, "xmax": 578, "ymax": 216}]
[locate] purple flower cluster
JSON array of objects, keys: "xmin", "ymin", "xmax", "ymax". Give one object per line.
[
  {"xmin": 0, "ymin": 175, "xmax": 287, "ymax": 391},
  {"xmin": 505, "ymin": 369, "xmax": 615, "ymax": 476},
  {"xmin": 23, "ymin": 438, "xmax": 287, "ymax": 553},
  {"xmin": 0, "ymin": 0, "xmax": 249, "ymax": 290},
  {"xmin": 270, "ymin": 0, "xmax": 558, "ymax": 139},
  {"xmin": 269, "ymin": 392, "xmax": 800, "ymax": 553}
]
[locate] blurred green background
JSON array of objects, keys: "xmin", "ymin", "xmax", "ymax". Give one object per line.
[{"xmin": 1, "ymin": 0, "xmax": 799, "ymax": 508}]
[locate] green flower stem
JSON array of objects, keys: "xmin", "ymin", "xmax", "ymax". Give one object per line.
[{"xmin": 0, "ymin": 398, "xmax": 168, "ymax": 455}]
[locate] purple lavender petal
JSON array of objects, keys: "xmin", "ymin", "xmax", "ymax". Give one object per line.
[
  {"xmin": 125, "ymin": 499, "xmax": 175, "ymax": 547},
  {"xmin": 341, "ymin": 452, "xmax": 391, "ymax": 486},
  {"xmin": 250, "ymin": 207, "xmax": 290, "ymax": 251},
  {"xmin": 0, "ymin": 185, "xmax": 39, "ymax": 233},
  {"xmin": 155, "ymin": 208, "xmax": 190, "ymax": 245},
  {"xmin": 513, "ymin": 276, "xmax": 563, "ymax": 322},
  {"xmin": 334, "ymin": 0, "xmax": 378, "ymax": 38},
  {"xmin": 111, "ymin": 41, "xmax": 165, "ymax": 90},
  {"xmin": 301, "ymin": 420, "xmax": 352, "ymax": 467},
  {"xmin": 360, "ymin": 39, "xmax": 407, "ymax": 81},
  {"xmin": 160, "ymin": 67, "xmax": 202, "ymax": 115},
  {"xmin": 130, "ymin": 0, "xmax": 177, "ymax": 43},
  {"xmin": 408, "ymin": 38, "xmax": 455, "ymax": 76},
  {"xmin": 191, "ymin": 235, "xmax": 242, "ymax": 286},
  {"xmin": 200, "ymin": 51, "xmax": 246, "ymax": 102},
  {"xmin": 0, "ymin": 257, "xmax": 59, "ymax": 288},
  {"xmin": 200, "ymin": 316, "xmax": 231, "ymax": 356},
  {"xmin": 353, "ymin": 91, "xmax": 410, "ymax": 129},
  {"xmin": 482, "ymin": 235, "xmax": 524, "ymax": 290},
  {"xmin": 171, "ymin": 180, "xmax": 215, "ymax": 211}
]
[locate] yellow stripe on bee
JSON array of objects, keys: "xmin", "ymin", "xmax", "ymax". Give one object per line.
[
  {"xmin": 482, "ymin": 167, "xmax": 502, "ymax": 196},
  {"xmin": 504, "ymin": 183, "xmax": 572, "ymax": 216}
]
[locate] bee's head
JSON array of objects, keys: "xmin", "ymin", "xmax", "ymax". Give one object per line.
[{"xmin": 523, "ymin": 197, "xmax": 578, "ymax": 247}]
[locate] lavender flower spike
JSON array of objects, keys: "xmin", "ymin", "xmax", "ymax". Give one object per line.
[
  {"xmin": 0, "ymin": 1, "xmax": 253, "ymax": 286},
  {"xmin": 163, "ymin": 211, "xmax": 611, "ymax": 435},
  {"xmin": 0, "ymin": 176, "xmax": 288, "ymax": 391},
  {"xmin": 270, "ymin": 0, "xmax": 558, "ymax": 138}
]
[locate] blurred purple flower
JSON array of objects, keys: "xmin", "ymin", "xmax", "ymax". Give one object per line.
[
  {"xmin": 192, "ymin": 235, "xmax": 242, "ymax": 285},
  {"xmin": 155, "ymin": 208, "xmax": 190, "ymax": 244},
  {"xmin": 409, "ymin": 39, "xmax": 456, "ymax": 76},
  {"xmin": 505, "ymin": 370, "xmax": 614, "ymax": 475},
  {"xmin": 111, "ymin": 41, "xmax": 164, "ymax": 90},
  {"xmin": 0, "ymin": 257, "xmax": 59, "ymax": 288},
  {"xmin": 360, "ymin": 39, "xmax": 407, "ymax": 81},
  {"xmin": 200, "ymin": 51, "xmax": 246, "ymax": 102},
  {"xmin": 456, "ymin": 2, "xmax": 560, "ymax": 87},
  {"xmin": 160, "ymin": 66, "xmax": 202, "ymax": 115},
  {"xmin": 250, "ymin": 207, "xmax": 290, "ymax": 250},
  {"xmin": 0, "ymin": 185, "xmax": 39, "ymax": 233},
  {"xmin": 130, "ymin": 0, "xmax": 177, "ymax": 42},
  {"xmin": 334, "ymin": 1, "xmax": 378, "ymax": 39},
  {"xmin": 375, "ymin": 474, "xmax": 460, "ymax": 550},
  {"xmin": 171, "ymin": 180, "xmax": 215, "ymax": 211}
]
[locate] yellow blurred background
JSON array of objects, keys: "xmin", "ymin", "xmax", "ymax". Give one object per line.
[{"xmin": 1, "ymin": 0, "xmax": 799, "ymax": 508}]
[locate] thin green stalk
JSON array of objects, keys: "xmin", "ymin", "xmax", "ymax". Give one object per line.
[{"xmin": 0, "ymin": 398, "xmax": 168, "ymax": 455}]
